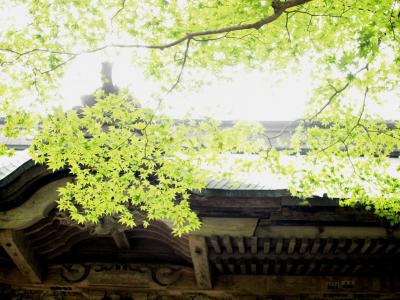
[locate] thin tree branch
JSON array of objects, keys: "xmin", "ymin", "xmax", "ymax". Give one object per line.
[
  {"xmin": 308, "ymin": 63, "xmax": 369, "ymax": 121},
  {"xmin": 389, "ymin": 0, "xmax": 398, "ymax": 41},
  {"xmin": 114, "ymin": 38, "xmax": 192, "ymax": 157},
  {"xmin": 315, "ymin": 86, "xmax": 369, "ymax": 154},
  {"xmin": 308, "ymin": 81, "xmax": 350, "ymax": 121},
  {"xmin": 0, "ymin": 0, "xmax": 314, "ymax": 83},
  {"xmin": 287, "ymin": 9, "xmax": 348, "ymax": 18},
  {"xmin": 0, "ymin": 0, "xmax": 313, "ymax": 58},
  {"xmin": 192, "ymin": 33, "xmax": 229, "ymax": 42},
  {"xmin": 342, "ymin": 141, "xmax": 364, "ymax": 181},
  {"xmin": 38, "ymin": 54, "xmax": 78, "ymax": 75},
  {"xmin": 111, "ymin": 0, "xmax": 127, "ymax": 26},
  {"xmin": 165, "ymin": 38, "xmax": 191, "ymax": 96},
  {"xmin": 285, "ymin": 13, "xmax": 292, "ymax": 42},
  {"xmin": 343, "ymin": 86, "xmax": 369, "ymax": 141},
  {"xmin": 0, "ymin": 48, "xmax": 76, "ymax": 58}
]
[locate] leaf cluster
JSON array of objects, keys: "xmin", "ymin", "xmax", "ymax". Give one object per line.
[{"xmin": 30, "ymin": 92, "xmax": 266, "ymax": 235}]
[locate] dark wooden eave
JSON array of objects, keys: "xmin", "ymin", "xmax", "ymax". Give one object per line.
[{"xmin": 0, "ymin": 164, "xmax": 399, "ymax": 299}]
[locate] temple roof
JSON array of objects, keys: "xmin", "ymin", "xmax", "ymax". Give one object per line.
[
  {"xmin": 1, "ymin": 65, "xmax": 399, "ymax": 299},
  {"xmin": 0, "ymin": 146, "xmax": 399, "ymax": 299}
]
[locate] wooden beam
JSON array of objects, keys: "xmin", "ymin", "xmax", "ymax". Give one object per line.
[
  {"xmin": 0, "ymin": 229, "xmax": 42, "ymax": 283},
  {"xmin": 0, "ymin": 177, "xmax": 72, "ymax": 230},
  {"xmin": 2, "ymin": 265, "xmax": 400, "ymax": 297},
  {"xmin": 256, "ymin": 225, "xmax": 400, "ymax": 239},
  {"xmin": 189, "ymin": 235, "xmax": 212, "ymax": 289},
  {"xmin": 112, "ymin": 231, "xmax": 130, "ymax": 250},
  {"xmin": 193, "ymin": 218, "xmax": 258, "ymax": 236}
]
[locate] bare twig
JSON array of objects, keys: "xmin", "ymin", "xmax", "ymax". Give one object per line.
[
  {"xmin": 343, "ymin": 86, "xmax": 369, "ymax": 140},
  {"xmin": 287, "ymin": 9, "xmax": 348, "ymax": 18},
  {"xmin": 0, "ymin": 48, "xmax": 76, "ymax": 59},
  {"xmin": 31, "ymin": 67, "xmax": 40, "ymax": 97},
  {"xmin": 315, "ymin": 86, "xmax": 369, "ymax": 154},
  {"xmin": 342, "ymin": 141, "xmax": 364, "ymax": 180},
  {"xmin": 389, "ymin": 0, "xmax": 398, "ymax": 41},
  {"xmin": 306, "ymin": 15, "xmax": 313, "ymax": 31},
  {"xmin": 308, "ymin": 81, "xmax": 350, "ymax": 121},
  {"xmin": 165, "ymin": 38, "xmax": 191, "ymax": 96},
  {"xmin": 115, "ymin": 38, "xmax": 192, "ymax": 158},
  {"xmin": 39, "ymin": 54, "xmax": 78, "ymax": 75},
  {"xmin": 266, "ymin": 119, "xmax": 303, "ymax": 140},
  {"xmin": 0, "ymin": 0, "xmax": 313, "ymax": 61},
  {"xmin": 111, "ymin": 0, "xmax": 127, "ymax": 26},
  {"xmin": 285, "ymin": 13, "xmax": 292, "ymax": 42},
  {"xmin": 192, "ymin": 33, "xmax": 229, "ymax": 42},
  {"xmin": 110, "ymin": 0, "xmax": 127, "ymax": 39},
  {"xmin": 308, "ymin": 63, "xmax": 369, "ymax": 121}
]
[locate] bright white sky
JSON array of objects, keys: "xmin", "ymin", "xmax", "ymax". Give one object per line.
[
  {"xmin": 58, "ymin": 52, "xmax": 313, "ymax": 120},
  {"xmin": 58, "ymin": 51, "xmax": 400, "ymax": 121},
  {"xmin": 2, "ymin": 3, "xmax": 400, "ymax": 121}
]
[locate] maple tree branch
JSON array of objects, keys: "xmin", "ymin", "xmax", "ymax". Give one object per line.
[
  {"xmin": 342, "ymin": 141, "xmax": 365, "ymax": 181},
  {"xmin": 315, "ymin": 86, "xmax": 369, "ymax": 155},
  {"xmin": 0, "ymin": 0, "xmax": 314, "ymax": 90},
  {"xmin": 389, "ymin": 0, "xmax": 398, "ymax": 41},
  {"xmin": 287, "ymin": 9, "xmax": 349, "ymax": 18},
  {"xmin": 343, "ymin": 86, "xmax": 369, "ymax": 141},
  {"xmin": 285, "ymin": 13, "xmax": 292, "ymax": 42},
  {"xmin": 308, "ymin": 82, "xmax": 351, "ymax": 121},
  {"xmin": 114, "ymin": 38, "xmax": 192, "ymax": 157},
  {"xmin": 308, "ymin": 63, "xmax": 369, "ymax": 121},
  {"xmin": 0, "ymin": 0, "xmax": 313, "ymax": 58},
  {"xmin": 166, "ymin": 38, "xmax": 191, "ymax": 95},
  {"xmin": 111, "ymin": 0, "xmax": 127, "ymax": 26}
]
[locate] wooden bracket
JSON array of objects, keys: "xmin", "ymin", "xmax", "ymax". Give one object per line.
[
  {"xmin": 0, "ymin": 229, "xmax": 42, "ymax": 283},
  {"xmin": 189, "ymin": 235, "xmax": 212, "ymax": 289}
]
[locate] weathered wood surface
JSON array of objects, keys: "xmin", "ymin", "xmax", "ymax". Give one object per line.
[
  {"xmin": 0, "ymin": 264, "xmax": 399, "ymax": 298},
  {"xmin": 0, "ymin": 165, "xmax": 399, "ymax": 298},
  {"xmin": 0, "ymin": 230, "xmax": 42, "ymax": 283},
  {"xmin": 193, "ymin": 218, "xmax": 258, "ymax": 236},
  {"xmin": 255, "ymin": 224, "xmax": 400, "ymax": 239},
  {"xmin": 0, "ymin": 177, "xmax": 72, "ymax": 230},
  {"xmin": 205, "ymin": 234, "xmax": 399, "ymax": 276},
  {"xmin": 112, "ymin": 231, "xmax": 130, "ymax": 249},
  {"xmin": 189, "ymin": 235, "xmax": 212, "ymax": 289}
]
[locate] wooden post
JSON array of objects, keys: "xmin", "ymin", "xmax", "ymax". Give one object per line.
[
  {"xmin": 189, "ymin": 235, "xmax": 212, "ymax": 289},
  {"xmin": 0, "ymin": 229, "xmax": 42, "ymax": 283}
]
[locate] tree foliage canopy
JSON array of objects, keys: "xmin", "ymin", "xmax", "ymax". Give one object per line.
[{"xmin": 1, "ymin": 0, "xmax": 400, "ymax": 234}]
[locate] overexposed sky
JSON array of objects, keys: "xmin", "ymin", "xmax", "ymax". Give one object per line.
[
  {"xmin": 59, "ymin": 51, "xmax": 315, "ymax": 120},
  {"xmin": 58, "ymin": 50, "xmax": 400, "ymax": 121},
  {"xmin": 2, "ymin": 3, "xmax": 400, "ymax": 121}
]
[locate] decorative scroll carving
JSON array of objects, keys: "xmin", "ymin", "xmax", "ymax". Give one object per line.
[
  {"xmin": 59, "ymin": 263, "xmax": 183, "ymax": 287},
  {"xmin": 152, "ymin": 267, "xmax": 182, "ymax": 286},
  {"xmin": 60, "ymin": 263, "xmax": 90, "ymax": 283}
]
